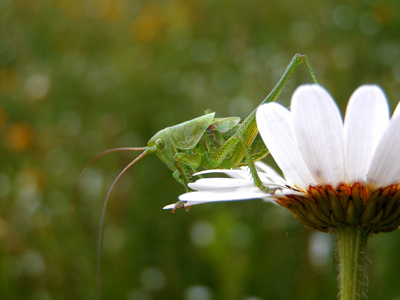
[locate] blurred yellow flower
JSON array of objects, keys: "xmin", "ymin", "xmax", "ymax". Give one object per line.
[
  {"xmin": 3, "ymin": 123, "xmax": 35, "ymax": 152},
  {"xmin": 131, "ymin": 4, "xmax": 164, "ymax": 43}
]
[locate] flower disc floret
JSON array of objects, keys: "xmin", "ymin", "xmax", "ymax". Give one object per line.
[{"xmin": 277, "ymin": 183, "xmax": 400, "ymax": 233}]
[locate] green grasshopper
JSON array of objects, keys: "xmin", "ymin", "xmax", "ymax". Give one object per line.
[
  {"xmin": 80, "ymin": 53, "xmax": 319, "ymax": 298},
  {"xmin": 119, "ymin": 54, "xmax": 318, "ymax": 193},
  {"xmin": 83, "ymin": 53, "xmax": 319, "ymax": 213}
]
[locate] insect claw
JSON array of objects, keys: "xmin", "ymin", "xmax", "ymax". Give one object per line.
[
  {"xmin": 171, "ymin": 200, "xmax": 187, "ymax": 214},
  {"xmin": 262, "ymin": 186, "xmax": 281, "ymax": 194}
]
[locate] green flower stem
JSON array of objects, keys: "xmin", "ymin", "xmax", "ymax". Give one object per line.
[{"xmin": 334, "ymin": 227, "xmax": 370, "ymax": 300}]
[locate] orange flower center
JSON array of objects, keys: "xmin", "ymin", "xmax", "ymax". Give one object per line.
[{"xmin": 276, "ymin": 183, "xmax": 400, "ymax": 233}]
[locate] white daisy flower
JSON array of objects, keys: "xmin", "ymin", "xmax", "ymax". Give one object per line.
[{"xmin": 164, "ymin": 84, "xmax": 400, "ymax": 233}]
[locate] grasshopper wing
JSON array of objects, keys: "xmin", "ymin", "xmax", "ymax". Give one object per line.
[
  {"xmin": 167, "ymin": 112, "xmax": 215, "ymax": 150},
  {"xmin": 210, "ymin": 117, "xmax": 240, "ymax": 133}
]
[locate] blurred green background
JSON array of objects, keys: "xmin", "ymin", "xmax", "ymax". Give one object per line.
[{"xmin": 1, "ymin": 0, "xmax": 400, "ymax": 299}]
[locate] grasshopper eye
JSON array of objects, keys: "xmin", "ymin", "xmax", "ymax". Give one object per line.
[{"xmin": 155, "ymin": 138, "xmax": 165, "ymax": 150}]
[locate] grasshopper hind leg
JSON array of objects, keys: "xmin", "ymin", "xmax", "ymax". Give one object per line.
[{"xmin": 237, "ymin": 135, "xmax": 279, "ymax": 194}]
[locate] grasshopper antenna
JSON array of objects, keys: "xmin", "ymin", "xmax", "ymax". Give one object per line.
[
  {"xmin": 96, "ymin": 150, "xmax": 148, "ymax": 300},
  {"xmin": 71, "ymin": 147, "xmax": 147, "ymax": 211}
]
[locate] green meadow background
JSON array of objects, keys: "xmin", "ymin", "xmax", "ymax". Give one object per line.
[{"xmin": 1, "ymin": 0, "xmax": 400, "ymax": 299}]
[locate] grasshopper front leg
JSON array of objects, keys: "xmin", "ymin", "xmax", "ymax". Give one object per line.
[
  {"xmin": 174, "ymin": 151, "xmax": 202, "ymax": 188},
  {"xmin": 171, "ymin": 151, "xmax": 202, "ymax": 212}
]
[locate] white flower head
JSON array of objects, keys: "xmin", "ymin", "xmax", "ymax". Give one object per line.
[
  {"xmin": 256, "ymin": 84, "xmax": 395, "ymax": 189},
  {"xmin": 165, "ymin": 84, "xmax": 400, "ymax": 233}
]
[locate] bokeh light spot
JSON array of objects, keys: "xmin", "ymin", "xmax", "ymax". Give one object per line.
[
  {"xmin": 184, "ymin": 285, "xmax": 213, "ymax": 300},
  {"xmin": 332, "ymin": 5, "xmax": 356, "ymax": 30},
  {"xmin": 190, "ymin": 220, "xmax": 215, "ymax": 247},
  {"xmin": 141, "ymin": 267, "xmax": 165, "ymax": 291},
  {"xmin": 308, "ymin": 232, "xmax": 332, "ymax": 272},
  {"xmin": 21, "ymin": 250, "xmax": 46, "ymax": 276},
  {"xmin": 15, "ymin": 168, "xmax": 42, "ymax": 203},
  {"xmin": 24, "ymin": 73, "xmax": 51, "ymax": 101},
  {"xmin": 78, "ymin": 168, "xmax": 104, "ymax": 201}
]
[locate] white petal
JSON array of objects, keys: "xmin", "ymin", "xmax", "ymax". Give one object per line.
[
  {"xmin": 367, "ymin": 114, "xmax": 400, "ymax": 187},
  {"xmin": 254, "ymin": 161, "xmax": 282, "ymax": 177},
  {"xmin": 188, "ymin": 178, "xmax": 252, "ymax": 190},
  {"xmin": 256, "ymin": 102, "xmax": 315, "ymax": 190},
  {"xmin": 194, "ymin": 169, "xmax": 252, "ymax": 180},
  {"xmin": 179, "ymin": 188, "xmax": 267, "ymax": 202},
  {"xmin": 291, "ymin": 85, "xmax": 345, "ymax": 186},
  {"xmin": 258, "ymin": 173, "xmax": 288, "ymax": 186},
  {"xmin": 344, "ymin": 85, "xmax": 389, "ymax": 183},
  {"xmin": 163, "ymin": 201, "xmax": 208, "ymax": 209},
  {"xmin": 163, "ymin": 186, "xmax": 303, "ymax": 210}
]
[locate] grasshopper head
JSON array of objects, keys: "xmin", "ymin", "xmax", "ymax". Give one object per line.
[{"xmin": 146, "ymin": 129, "xmax": 176, "ymax": 168}]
